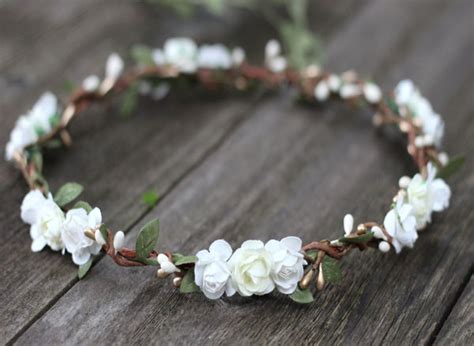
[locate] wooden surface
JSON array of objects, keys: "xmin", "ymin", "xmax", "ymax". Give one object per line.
[{"xmin": 0, "ymin": 0, "xmax": 472, "ymax": 344}]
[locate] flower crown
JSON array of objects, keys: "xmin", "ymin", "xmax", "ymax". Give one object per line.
[{"xmin": 6, "ymin": 37, "xmax": 463, "ymax": 303}]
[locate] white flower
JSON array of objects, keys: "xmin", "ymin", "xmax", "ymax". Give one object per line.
[
  {"xmin": 363, "ymin": 82, "xmax": 382, "ymax": 103},
  {"xmin": 21, "ymin": 190, "xmax": 65, "ymax": 252},
  {"xmin": 231, "ymin": 47, "xmax": 245, "ymax": 66},
  {"xmin": 5, "ymin": 116, "xmax": 38, "ymax": 161},
  {"xmin": 340, "ymin": 84, "xmax": 362, "ymax": 99},
  {"xmin": 228, "ymin": 240, "xmax": 274, "ymax": 296},
  {"xmin": 105, "ymin": 53, "xmax": 124, "ymax": 81},
  {"xmin": 62, "ymin": 208, "xmax": 102, "ymax": 265},
  {"xmin": 327, "ymin": 74, "xmax": 342, "ymax": 92},
  {"xmin": 157, "ymin": 253, "xmax": 180, "ymax": 273},
  {"xmin": 197, "ymin": 44, "xmax": 232, "ymax": 69},
  {"xmin": 265, "ymin": 39, "xmax": 281, "ymax": 59},
  {"xmin": 394, "ymin": 79, "xmax": 444, "ymax": 146},
  {"xmin": 82, "ymin": 75, "xmax": 100, "ymax": 92},
  {"xmin": 194, "ymin": 239, "xmax": 233, "ymax": 299},
  {"xmin": 265, "ymin": 237, "xmax": 305, "ymax": 294},
  {"xmin": 383, "ymin": 194, "xmax": 417, "ymax": 253},
  {"xmin": 405, "ymin": 163, "xmax": 451, "ymax": 229},
  {"xmin": 5, "ymin": 92, "xmax": 59, "ymax": 160},
  {"xmin": 264, "ymin": 39, "xmax": 287, "ymax": 73},
  {"xmin": 314, "ymin": 80, "xmax": 330, "ymax": 101},
  {"xmin": 164, "ymin": 37, "xmax": 198, "ymax": 73}
]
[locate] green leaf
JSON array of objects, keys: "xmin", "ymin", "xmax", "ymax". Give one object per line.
[
  {"xmin": 78, "ymin": 259, "xmax": 93, "ymax": 279},
  {"xmin": 289, "ymin": 286, "xmax": 314, "ymax": 304},
  {"xmin": 180, "ymin": 270, "xmax": 199, "ymax": 293},
  {"xmin": 322, "ymin": 256, "xmax": 342, "ymax": 284},
  {"xmin": 54, "ymin": 182, "xmax": 84, "ymax": 207},
  {"xmin": 305, "ymin": 250, "xmax": 318, "ymax": 262},
  {"xmin": 44, "ymin": 139, "xmax": 62, "ymax": 149},
  {"xmin": 63, "ymin": 79, "xmax": 76, "ymax": 93},
  {"xmin": 135, "ymin": 219, "xmax": 160, "ymax": 260},
  {"xmin": 142, "ymin": 190, "xmax": 159, "ymax": 208},
  {"xmin": 436, "ymin": 155, "xmax": 465, "ymax": 180},
  {"xmin": 340, "ymin": 232, "xmax": 373, "ymax": 244},
  {"xmin": 120, "ymin": 83, "xmax": 139, "ymax": 117},
  {"xmin": 172, "ymin": 253, "xmax": 197, "ymax": 266},
  {"xmin": 29, "ymin": 148, "xmax": 43, "ymax": 172},
  {"xmin": 99, "ymin": 224, "xmax": 109, "ymax": 244},
  {"xmin": 131, "ymin": 45, "xmax": 155, "ymax": 66},
  {"xmin": 387, "ymin": 97, "xmax": 399, "ymax": 115},
  {"xmin": 73, "ymin": 201, "xmax": 93, "ymax": 213}
]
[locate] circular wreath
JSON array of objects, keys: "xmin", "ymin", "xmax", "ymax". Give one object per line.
[{"xmin": 6, "ymin": 38, "xmax": 462, "ymax": 303}]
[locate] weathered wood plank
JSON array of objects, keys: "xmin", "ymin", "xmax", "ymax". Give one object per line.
[
  {"xmin": 14, "ymin": 0, "xmax": 473, "ymax": 344},
  {"xmin": 0, "ymin": 0, "xmax": 371, "ymax": 343},
  {"xmin": 435, "ymin": 276, "xmax": 474, "ymax": 345}
]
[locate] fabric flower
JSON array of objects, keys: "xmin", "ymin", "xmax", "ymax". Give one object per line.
[
  {"xmin": 406, "ymin": 163, "xmax": 451, "ymax": 229},
  {"xmin": 264, "ymin": 39, "xmax": 287, "ymax": 73},
  {"xmin": 62, "ymin": 208, "xmax": 102, "ymax": 265},
  {"xmin": 197, "ymin": 44, "xmax": 232, "ymax": 69},
  {"xmin": 157, "ymin": 253, "xmax": 180, "ymax": 274},
  {"xmin": 228, "ymin": 240, "xmax": 274, "ymax": 296},
  {"xmin": 194, "ymin": 239, "xmax": 233, "ymax": 299},
  {"xmin": 5, "ymin": 92, "xmax": 58, "ymax": 161},
  {"xmin": 21, "ymin": 190, "xmax": 65, "ymax": 252},
  {"xmin": 164, "ymin": 37, "xmax": 198, "ymax": 73},
  {"xmin": 383, "ymin": 193, "xmax": 417, "ymax": 253},
  {"xmin": 394, "ymin": 79, "xmax": 444, "ymax": 146},
  {"xmin": 265, "ymin": 237, "xmax": 305, "ymax": 294}
]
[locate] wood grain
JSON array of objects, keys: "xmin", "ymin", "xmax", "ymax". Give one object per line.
[
  {"xmin": 1, "ymin": 0, "xmax": 473, "ymax": 344},
  {"xmin": 435, "ymin": 276, "xmax": 474, "ymax": 345}
]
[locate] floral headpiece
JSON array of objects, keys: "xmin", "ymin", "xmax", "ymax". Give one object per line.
[{"xmin": 6, "ymin": 38, "xmax": 462, "ymax": 303}]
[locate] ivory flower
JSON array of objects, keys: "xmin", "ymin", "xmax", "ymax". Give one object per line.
[
  {"xmin": 228, "ymin": 240, "xmax": 274, "ymax": 296},
  {"xmin": 157, "ymin": 253, "xmax": 180, "ymax": 274},
  {"xmin": 394, "ymin": 79, "xmax": 444, "ymax": 146},
  {"xmin": 164, "ymin": 37, "xmax": 198, "ymax": 73},
  {"xmin": 265, "ymin": 237, "xmax": 305, "ymax": 294},
  {"xmin": 231, "ymin": 47, "xmax": 245, "ymax": 66},
  {"xmin": 406, "ymin": 163, "xmax": 451, "ymax": 229},
  {"xmin": 363, "ymin": 82, "xmax": 382, "ymax": 103},
  {"xmin": 383, "ymin": 194, "xmax": 417, "ymax": 253},
  {"xmin": 265, "ymin": 39, "xmax": 287, "ymax": 73},
  {"xmin": 62, "ymin": 208, "xmax": 102, "ymax": 265},
  {"xmin": 5, "ymin": 92, "xmax": 58, "ymax": 161},
  {"xmin": 314, "ymin": 80, "xmax": 330, "ymax": 101},
  {"xmin": 21, "ymin": 190, "xmax": 65, "ymax": 252},
  {"xmin": 197, "ymin": 44, "xmax": 232, "ymax": 69},
  {"xmin": 194, "ymin": 239, "xmax": 233, "ymax": 299}
]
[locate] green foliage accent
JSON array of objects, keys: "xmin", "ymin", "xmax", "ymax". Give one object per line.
[
  {"xmin": 322, "ymin": 256, "xmax": 342, "ymax": 284},
  {"xmin": 305, "ymin": 250, "xmax": 317, "ymax": 262},
  {"xmin": 120, "ymin": 82, "xmax": 139, "ymax": 117},
  {"xmin": 142, "ymin": 190, "xmax": 160, "ymax": 208},
  {"xmin": 387, "ymin": 97, "xmax": 399, "ymax": 115},
  {"xmin": 172, "ymin": 253, "xmax": 197, "ymax": 266},
  {"xmin": 135, "ymin": 219, "xmax": 160, "ymax": 260},
  {"xmin": 289, "ymin": 286, "xmax": 314, "ymax": 304},
  {"xmin": 150, "ymin": 0, "xmax": 323, "ymax": 69},
  {"xmin": 73, "ymin": 201, "xmax": 93, "ymax": 213},
  {"xmin": 436, "ymin": 155, "xmax": 465, "ymax": 180},
  {"xmin": 340, "ymin": 232, "xmax": 373, "ymax": 244},
  {"xmin": 78, "ymin": 259, "xmax": 93, "ymax": 279},
  {"xmin": 63, "ymin": 80, "xmax": 76, "ymax": 93},
  {"xmin": 180, "ymin": 270, "xmax": 199, "ymax": 293},
  {"xmin": 99, "ymin": 224, "xmax": 109, "ymax": 244},
  {"xmin": 44, "ymin": 139, "xmax": 63, "ymax": 149},
  {"xmin": 54, "ymin": 182, "xmax": 84, "ymax": 207},
  {"xmin": 27, "ymin": 147, "xmax": 43, "ymax": 172},
  {"xmin": 131, "ymin": 45, "xmax": 155, "ymax": 66}
]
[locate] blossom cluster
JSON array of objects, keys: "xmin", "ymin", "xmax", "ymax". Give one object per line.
[
  {"xmin": 151, "ymin": 37, "xmax": 245, "ymax": 73},
  {"xmin": 20, "ymin": 190, "xmax": 123, "ymax": 266},
  {"xmin": 190, "ymin": 237, "xmax": 305, "ymax": 299},
  {"xmin": 5, "ymin": 93, "xmax": 59, "ymax": 161},
  {"xmin": 341, "ymin": 162, "xmax": 451, "ymax": 254}
]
